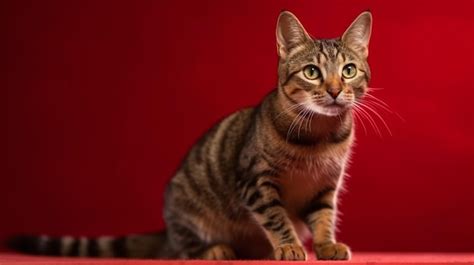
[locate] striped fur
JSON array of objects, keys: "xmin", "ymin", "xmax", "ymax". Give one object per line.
[
  {"xmin": 8, "ymin": 11, "xmax": 372, "ymax": 260},
  {"xmin": 8, "ymin": 232, "xmax": 171, "ymax": 258}
]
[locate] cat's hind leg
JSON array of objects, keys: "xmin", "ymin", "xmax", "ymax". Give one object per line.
[{"xmin": 166, "ymin": 220, "xmax": 237, "ymax": 260}]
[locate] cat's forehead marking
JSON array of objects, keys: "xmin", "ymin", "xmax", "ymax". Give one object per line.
[
  {"xmin": 287, "ymin": 38, "xmax": 355, "ymax": 71},
  {"xmin": 317, "ymin": 41, "xmax": 328, "ymax": 61},
  {"xmin": 320, "ymin": 39, "xmax": 343, "ymax": 63},
  {"xmin": 309, "ymin": 39, "xmax": 348, "ymax": 74}
]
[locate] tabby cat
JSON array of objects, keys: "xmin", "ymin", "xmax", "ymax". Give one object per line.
[{"xmin": 9, "ymin": 10, "xmax": 372, "ymax": 260}]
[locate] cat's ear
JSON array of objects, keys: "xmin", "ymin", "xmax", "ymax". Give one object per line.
[
  {"xmin": 342, "ymin": 11, "xmax": 372, "ymax": 58},
  {"xmin": 276, "ymin": 11, "xmax": 311, "ymax": 59}
]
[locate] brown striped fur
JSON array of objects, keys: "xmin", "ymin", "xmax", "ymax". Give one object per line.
[{"xmin": 8, "ymin": 11, "xmax": 373, "ymax": 260}]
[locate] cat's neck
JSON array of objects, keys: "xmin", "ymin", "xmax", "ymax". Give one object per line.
[{"xmin": 265, "ymin": 91, "xmax": 353, "ymax": 145}]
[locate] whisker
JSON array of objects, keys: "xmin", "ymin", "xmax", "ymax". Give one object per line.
[
  {"xmin": 296, "ymin": 109, "xmax": 307, "ymax": 135},
  {"xmin": 307, "ymin": 111, "xmax": 314, "ymax": 133},
  {"xmin": 353, "ymin": 103, "xmax": 382, "ymax": 137},
  {"xmin": 364, "ymin": 98, "xmax": 393, "ymax": 113},
  {"xmin": 286, "ymin": 108, "xmax": 305, "ymax": 141},
  {"xmin": 358, "ymin": 103, "xmax": 383, "ymax": 137},
  {"xmin": 351, "ymin": 109, "xmax": 368, "ymax": 135},
  {"xmin": 363, "ymin": 100, "xmax": 399, "ymax": 121},
  {"xmin": 297, "ymin": 108, "xmax": 309, "ymax": 139},
  {"xmin": 358, "ymin": 102, "xmax": 393, "ymax": 136},
  {"xmin": 365, "ymin": 94, "xmax": 406, "ymax": 122},
  {"xmin": 352, "ymin": 105, "xmax": 372, "ymax": 133},
  {"xmin": 273, "ymin": 102, "xmax": 306, "ymax": 121},
  {"xmin": 304, "ymin": 110, "xmax": 310, "ymax": 133},
  {"xmin": 364, "ymin": 93, "xmax": 389, "ymax": 107}
]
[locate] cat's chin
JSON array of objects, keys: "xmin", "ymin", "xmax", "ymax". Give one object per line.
[
  {"xmin": 323, "ymin": 105, "xmax": 346, "ymax": 116},
  {"xmin": 305, "ymin": 102, "xmax": 348, "ymax": 116}
]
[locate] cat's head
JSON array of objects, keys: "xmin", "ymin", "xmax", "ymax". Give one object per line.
[{"xmin": 276, "ymin": 11, "xmax": 372, "ymax": 116}]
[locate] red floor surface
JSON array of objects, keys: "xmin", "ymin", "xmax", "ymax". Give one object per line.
[{"xmin": 0, "ymin": 253, "xmax": 472, "ymax": 265}]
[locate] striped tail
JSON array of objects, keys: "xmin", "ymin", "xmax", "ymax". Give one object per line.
[{"xmin": 7, "ymin": 230, "xmax": 173, "ymax": 259}]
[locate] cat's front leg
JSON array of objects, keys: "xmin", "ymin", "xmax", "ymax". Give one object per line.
[
  {"xmin": 239, "ymin": 173, "xmax": 306, "ymax": 261},
  {"xmin": 303, "ymin": 188, "xmax": 351, "ymax": 260}
]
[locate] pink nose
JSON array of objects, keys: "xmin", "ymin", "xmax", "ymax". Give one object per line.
[{"xmin": 327, "ymin": 87, "xmax": 342, "ymax": 99}]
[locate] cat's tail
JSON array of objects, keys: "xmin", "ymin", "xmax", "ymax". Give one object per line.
[{"xmin": 7, "ymin": 230, "xmax": 175, "ymax": 259}]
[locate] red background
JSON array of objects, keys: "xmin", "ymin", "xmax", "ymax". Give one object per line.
[{"xmin": 2, "ymin": 0, "xmax": 474, "ymax": 252}]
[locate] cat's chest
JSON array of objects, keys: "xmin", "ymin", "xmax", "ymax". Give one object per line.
[{"xmin": 276, "ymin": 148, "xmax": 348, "ymax": 215}]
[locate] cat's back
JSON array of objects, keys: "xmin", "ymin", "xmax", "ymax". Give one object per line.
[
  {"xmin": 165, "ymin": 107, "xmax": 257, "ymax": 213},
  {"xmin": 191, "ymin": 106, "xmax": 257, "ymax": 172}
]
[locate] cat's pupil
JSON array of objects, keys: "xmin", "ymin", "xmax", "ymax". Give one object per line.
[
  {"xmin": 342, "ymin": 63, "xmax": 357, "ymax": 78},
  {"xmin": 303, "ymin": 65, "xmax": 320, "ymax": 80}
]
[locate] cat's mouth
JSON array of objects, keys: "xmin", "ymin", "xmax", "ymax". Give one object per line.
[
  {"xmin": 305, "ymin": 100, "xmax": 349, "ymax": 116},
  {"xmin": 328, "ymin": 102, "xmax": 344, "ymax": 107},
  {"xmin": 321, "ymin": 102, "xmax": 348, "ymax": 116}
]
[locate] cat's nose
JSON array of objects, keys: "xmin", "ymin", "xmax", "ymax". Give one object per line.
[{"xmin": 327, "ymin": 87, "xmax": 342, "ymax": 99}]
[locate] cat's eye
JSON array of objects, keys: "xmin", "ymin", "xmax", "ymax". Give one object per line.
[
  {"xmin": 342, "ymin": 63, "xmax": 357, "ymax": 79},
  {"xmin": 302, "ymin": 65, "xmax": 321, "ymax": 80}
]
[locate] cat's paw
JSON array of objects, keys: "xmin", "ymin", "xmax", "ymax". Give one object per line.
[
  {"xmin": 274, "ymin": 243, "xmax": 307, "ymax": 261},
  {"xmin": 201, "ymin": 244, "xmax": 236, "ymax": 260},
  {"xmin": 314, "ymin": 242, "xmax": 351, "ymax": 260}
]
